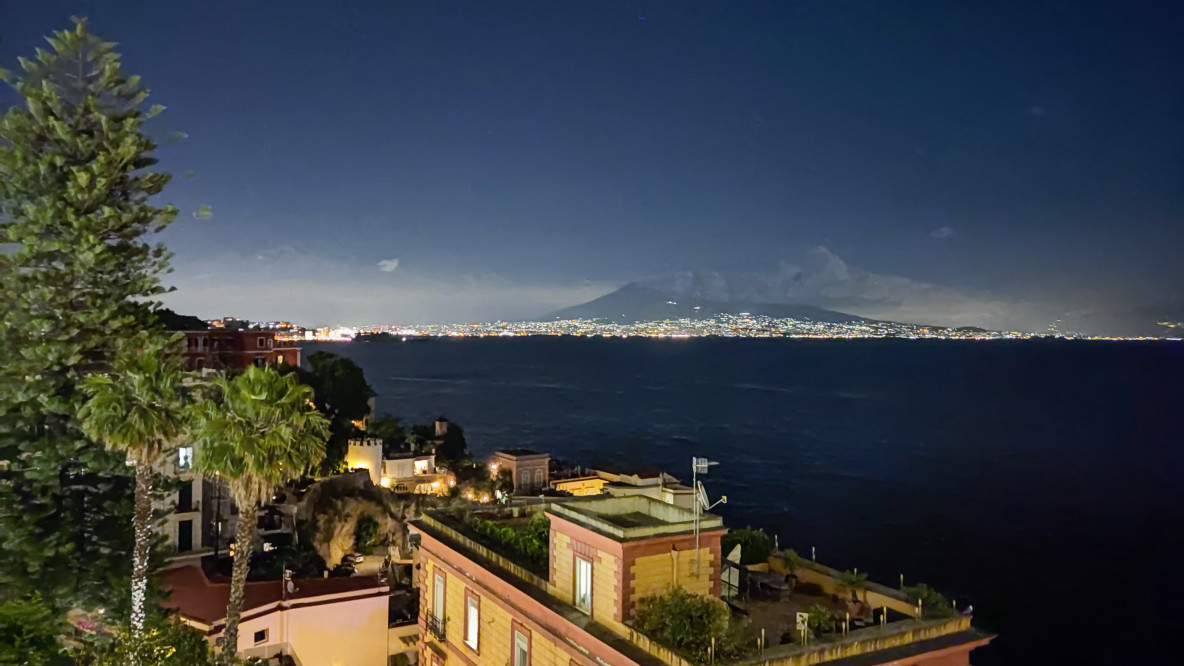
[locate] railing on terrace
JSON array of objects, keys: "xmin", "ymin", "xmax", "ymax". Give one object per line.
[
  {"xmin": 425, "ymin": 611, "xmax": 446, "ymax": 641},
  {"xmin": 728, "ymin": 615, "xmax": 973, "ymax": 666}
]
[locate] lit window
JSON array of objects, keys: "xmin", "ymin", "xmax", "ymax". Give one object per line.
[
  {"xmin": 464, "ymin": 592, "xmax": 480, "ymax": 650},
  {"xmin": 254, "ymin": 629, "xmax": 267, "ymax": 644},
  {"xmin": 513, "ymin": 628, "xmax": 530, "ymax": 666},
  {"xmin": 414, "ymin": 459, "xmax": 429, "ymax": 475},
  {"xmin": 574, "ymin": 556, "xmax": 592, "ymax": 613},
  {"xmin": 178, "ymin": 447, "xmax": 193, "ymax": 470}
]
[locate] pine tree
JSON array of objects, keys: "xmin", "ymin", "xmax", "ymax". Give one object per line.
[{"xmin": 0, "ymin": 18, "xmax": 178, "ymax": 614}]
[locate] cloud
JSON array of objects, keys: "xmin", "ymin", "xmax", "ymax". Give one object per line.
[
  {"xmin": 640, "ymin": 247, "xmax": 1038, "ymax": 330},
  {"xmin": 377, "ymin": 258, "xmax": 400, "ymax": 273},
  {"xmin": 929, "ymin": 226, "xmax": 955, "ymax": 239}
]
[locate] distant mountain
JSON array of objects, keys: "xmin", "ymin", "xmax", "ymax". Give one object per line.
[{"xmin": 545, "ymin": 283, "xmax": 872, "ymax": 324}]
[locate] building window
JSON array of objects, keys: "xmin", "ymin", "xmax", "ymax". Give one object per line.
[
  {"xmin": 429, "ymin": 570, "xmax": 446, "ymax": 640},
  {"xmin": 257, "ymin": 336, "xmax": 265, "ymax": 348},
  {"xmin": 574, "ymin": 555, "xmax": 592, "ymax": 614},
  {"xmin": 512, "ymin": 626, "xmax": 530, "ymax": 666},
  {"xmin": 254, "ymin": 629, "xmax": 267, "ymax": 644},
  {"xmin": 464, "ymin": 589, "xmax": 480, "ymax": 651},
  {"xmin": 178, "ymin": 446, "xmax": 193, "ymax": 471},
  {"xmin": 534, "ymin": 469, "xmax": 543, "ymax": 488},
  {"xmin": 414, "ymin": 459, "xmax": 429, "ymax": 475},
  {"xmin": 254, "ymin": 357, "xmax": 266, "ymax": 368}
]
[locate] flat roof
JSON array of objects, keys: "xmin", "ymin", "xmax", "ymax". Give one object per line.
[
  {"xmin": 385, "ymin": 450, "xmax": 433, "ymax": 460},
  {"xmin": 495, "ymin": 448, "xmax": 548, "ymax": 458},
  {"xmin": 548, "ymin": 495, "xmax": 723, "ymax": 540}
]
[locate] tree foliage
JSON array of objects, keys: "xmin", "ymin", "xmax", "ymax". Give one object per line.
[
  {"xmin": 354, "ymin": 515, "xmax": 380, "ymax": 553},
  {"xmin": 368, "ymin": 415, "xmax": 406, "ymax": 457},
  {"xmin": 722, "ymin": 527, "xmax": 773, "ymax": 566},
  {"xmin": 434, "ymin": 421, "xmax": 468, "ymax": 464},
  {"xmin": 79, "ymin": 335, "xmax": 191, "ymax": 637},
  {"xmin": 247, "ymin": 532, "xmax": 325, "ymax": 581},
  {"xmin": 0, "ymin": 17, "xmax": 176, "ymax": 613},
  {"xmin": 634, "ymin": 587, "xmax": 731, "ymax": 661},
  {"xmin": 189, "ymin": 366, "xmax": 329, "ymax": 508},
  {"xmin": 900, "ymin": 583, "xmax": 956, "ymax": 619},
  {"xmin": 284, "ymin": 351, "xmax": 374, "ymax": 473},
  {"xmin": 76, "ymin": 614, "xmax": 213, "ymax": 666},
  {"xmin": 0, "ymin": 595, "xmax": 65, "ymax": 666},
  {"xmin": 838, "ymin": 569, "xmax": 868, "ymax": 599},
  {"xmin": 188, "ymin": 365, "xmax": 329, "ymax": 663}
]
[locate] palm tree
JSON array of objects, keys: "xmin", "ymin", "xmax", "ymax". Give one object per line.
[
  {"xmin": 188, "ymin": 366, "xmax": 329, "ymax": 664},
  {"xmin": 838, "ymin": 569, "xmax": 869, "ymax": 602},
  {"xmin": 78, "ymin": 335, "xmax": 190, "ymax": 643}
]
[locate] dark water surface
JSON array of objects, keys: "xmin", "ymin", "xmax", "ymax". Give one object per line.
[{"xmin": 307, "ymin": 338, "xmax": 1184, "ymax": 665}]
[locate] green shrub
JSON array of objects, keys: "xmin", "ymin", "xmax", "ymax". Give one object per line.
[
  {"xmin": 634, "ymin": 587, "xmax": 730, "ymax": 661},
  {"xmin": 75, "ymin": 613, "xmax": 214, "ymax": 665},
  {"xmin": 464, "ymin": 512, "xmax": 549, "ymax": 571},
  {"xmin": 900, "ymin": 583, "xmax": 956, "ymax": 618},
  {"xmin": 354, "ymin": 516, "xmax": 381, "ymax": 553},
  {"xmin": 722, "ymin": 527, "xmax": 773, "ymax": 565},
  {"xmin": 805, "ymin": 604, "xmax": 836, "ymax": 636},
  {"xmin": 0, "ymin": 595, "xmax": 62, "ymax": 666}
]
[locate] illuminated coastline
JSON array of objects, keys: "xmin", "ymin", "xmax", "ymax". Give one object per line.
[{"xmin": 271, "ymin": 314, "xmax": 1181, "ymax": 343}]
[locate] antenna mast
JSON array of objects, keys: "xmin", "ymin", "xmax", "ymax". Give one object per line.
[{"xmin": 692, "ymin": 457, "xmax": 726, "ymax": 578}]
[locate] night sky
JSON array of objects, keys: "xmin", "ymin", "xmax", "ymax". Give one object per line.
[{"xmin": 3, "ymin": 1, "xmax": 1182, "ymax": 332}]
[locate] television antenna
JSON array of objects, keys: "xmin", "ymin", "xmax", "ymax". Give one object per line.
[{"xmin": 692, "ymin": 457, "xmax": 726, "ymax": 578}]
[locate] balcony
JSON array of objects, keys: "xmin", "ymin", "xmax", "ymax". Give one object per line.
[
  {"xmin": 173, "ymin": 501, "xmax": 200, "ymax": 514},
  {"xmin": 425, "ymin": 611, "xmax": 446, "ymax": 641}
]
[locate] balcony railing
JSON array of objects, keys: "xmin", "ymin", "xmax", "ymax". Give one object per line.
[
  {"xmin": 425, "ymin": 611, "xmax": 446, "ymax": 641},
  {"xmin": 173, "ymin": 501, "xmax": 200, "ymax": 514}
]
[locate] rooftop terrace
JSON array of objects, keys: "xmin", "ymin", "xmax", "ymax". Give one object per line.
[{"xmin": 548, "ymin": 495, "xmax": 723, "ymax": 540}]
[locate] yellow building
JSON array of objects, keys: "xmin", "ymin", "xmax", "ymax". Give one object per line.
[
  {"xmin": 412, "ymin": 496, "xmax": 724, "ymax": 666},
  {"xmin": 410, "ymin": 495, "xmax": 993, "ymax": 666}
]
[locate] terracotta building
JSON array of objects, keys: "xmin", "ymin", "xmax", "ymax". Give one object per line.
[
  {"xmin": 410, "ymin": 495, "xmax": 993, "ymax": 666},
  {"xmin": 490, "ymin": 449, "xmax": 550, "ymax": 494},
  {"xmin": 181, "ymin": 329, "xmax": 300, "ymax": 372}
]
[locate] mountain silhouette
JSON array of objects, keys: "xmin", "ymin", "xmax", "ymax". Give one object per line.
[{"xmin": 545, "ymin": 283, "xmax": 871, "ymax": 324}]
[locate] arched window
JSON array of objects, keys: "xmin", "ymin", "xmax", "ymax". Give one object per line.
[{"xmin": 534, "ymin": 469, "xmax": 543, "ymax": 488}]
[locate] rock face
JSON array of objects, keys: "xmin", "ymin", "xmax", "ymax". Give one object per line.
[{"xmin": 296, "ymin": 471, "xmax": 424, "ymax": 567}]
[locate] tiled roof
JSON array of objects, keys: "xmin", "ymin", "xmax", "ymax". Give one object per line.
[{"xmin": 159, "ymin": 565, "xmax": 387, "ymax": 625}]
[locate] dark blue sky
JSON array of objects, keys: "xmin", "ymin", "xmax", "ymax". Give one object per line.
[{"xmin": 4, "ymin": 1, "xmax": 1182, "ymax": 330}]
